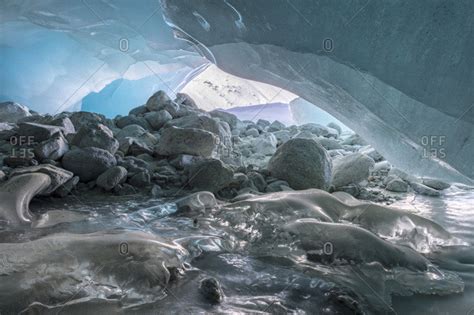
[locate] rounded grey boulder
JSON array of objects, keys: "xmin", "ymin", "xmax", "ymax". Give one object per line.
[
  {"xmin": 188, "ymin": 159, "xmax": 234, "ymax": 193},
  {"xmin": 156, "ymin": 126, "xmax": 217, "ymax": 157},
  {"xmin": 331, "ymin": 153, "xmax": 375, "ymax": 188},
  {"xmin": 62, "ymin": 147, "xmax": 117, "ymax": 182},
  {"xmin": 268, "ymin": 138, "xmax": 332, "ymax": 190}
]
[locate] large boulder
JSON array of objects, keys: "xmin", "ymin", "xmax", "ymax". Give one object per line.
[
  {"xmin": 209, "ymin": 110, "xmax": 241, "ymax": 130},
  {"xmin": 115, "ymin": 115, "xmax": 150, "ymax": 130},
  {"xmin": 331, "ymin": 153, "xmax": 375, "ymax": 188},
  {"xmin": 34, "ymin": 133, "xmax": 69, "ymax": 161},
  {"xmin": 69, "ymin": 112, "xmax": 107, "ymax": 130},
  {"xmin": 146, "ymin": 90, "xmax": 180, "ymax": 116},
  {"xmin": 0, "ymin": 102, "xmax": 31, "ymax": 123},
  {"xmin": 187, "ymin": 159, "xmax": 234, "ymax": 193},
  {"xmin": 9, "ymin": 164, "xmax": 73, "ymax": 195},
  {"xmin": 62, "ymin": 147, "xmax": 117, "ymax": 182},
  {"xmin": 156, "ymin": 126, "xmax": 217, "ymax": 157},
  {"xmin": 268, "ymin": 138, "xmax": 332, "ymax": 190},
  {"xmin": 17, "ymin": 122, "xmax": 62, "ymax": 142},
  {"xmin": 96, "ymin": 166, "xmax": 127, "ymax": 191},
  {"xmin": 144, "ymin": 110, "xmax": 172, "ymax": 130},
  {"xmin": 71, "ymin": 124, "xmax": 119, "ymax": 154}
]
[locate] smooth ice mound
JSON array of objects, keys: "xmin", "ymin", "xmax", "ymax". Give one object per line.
[
  {"xmin": 175, "ymin": 189, "xmax": 466, "ymax": 313},
  {"xmin": 0, "ymin": 230, "xmax": 188, "ymax": 313}
]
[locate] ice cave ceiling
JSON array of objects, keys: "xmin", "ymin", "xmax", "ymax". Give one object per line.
[{"xmin": 0, "ymin": 0, "xmax": 473, "ymax": 184}]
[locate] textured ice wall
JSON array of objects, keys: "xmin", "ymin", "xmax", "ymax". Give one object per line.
[
  {"xmin": 161, "ymin": 0, "xmax": 474, "ymax": 184},
  {"xmin": 0, "ymin": 0, "xmax": 208, "ymax": 114}
]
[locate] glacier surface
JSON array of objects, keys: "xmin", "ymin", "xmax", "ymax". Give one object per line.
[{"xmin": 0, "ymin": 0, "xmax": 473, "ymax": 183}]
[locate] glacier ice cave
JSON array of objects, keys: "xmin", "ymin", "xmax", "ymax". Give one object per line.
[{"xmin": 0, "ymin": 1, "xmax": 473, "ymax": 314}]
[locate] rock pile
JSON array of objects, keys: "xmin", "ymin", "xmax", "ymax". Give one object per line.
[{"xmin": 0, "ymin": 92, "xmax": 450, "ymax": 203}]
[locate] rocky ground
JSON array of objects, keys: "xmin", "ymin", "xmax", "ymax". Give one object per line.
[{"xmin": 0, "ymin": 91, "xmax": 451, "ymax": 208}]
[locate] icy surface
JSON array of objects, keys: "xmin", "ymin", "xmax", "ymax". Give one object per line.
[{"xmin": 0, "ymin": 0, "xmax": 208, "ymax": 114}]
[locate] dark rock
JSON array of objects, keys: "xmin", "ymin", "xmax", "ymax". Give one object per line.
[
  {"xmin": 4, "ymin": 156, "xmax": 38, "ymax": 168},
  {"xmin": 71, "ymin": 124, "xmax": 119, "ymax": 154},
  {"xmin": 34, "ymin": 133, "xmax": 69, "ymax": 161},
  {"xmin": 69, "ymin": 111, "xmax": 106, "ymax": 130},
  {"xmin": 187, "ymin": 159, "xmax": 233, "ymax": 193},
  {"xmin": 156, "ymin": 126, "xmax": 217, "ymax": 157},
  {"xmin": 268, "ymin": 138, "xmax": 332, "ymax": 190},
  {"xmin": 129, "ymin": 105, "xmax": 149, "ymax": 116},
  {"xmin": 116, "ymin": 115, "xmax": 150, "ymax": 130},
  {"xmin": 17, "ymin": 122, "xmax": 62, "ymax": 142},
  {"xmin": 54, "ymin": 176, "xmax": 80, "ymax": 197},
  {"xmin": 62, "ymin": 147, "xmax": 117, "ymax": 182},
  {"xmin": 96, "ymin": 166, "xmax": 127, "ymax": 191},
  {"xmin": 199, "ymin": 277, "xmax": 223, "ymax": 304},
  {"xmin": 144, "ymin": 110, "xmax": 172, "ymax": 130},
  {"xmin": 128, "ymin": 171, "xmax": 151, "ymax": 187}
]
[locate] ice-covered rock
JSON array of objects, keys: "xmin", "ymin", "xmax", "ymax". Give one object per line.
[
  {"xmin": 422, "ymin": 178, "xmax": 451, "ymax": 191},
  {"xmin": 268, "ymin": 138, "xmax": 332, "ymax": 190},
  {"xmin": 9, "ymin": 164, "xmax": 73, "ymax": 195}
]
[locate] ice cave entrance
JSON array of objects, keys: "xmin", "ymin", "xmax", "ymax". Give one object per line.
[{"xmin": 80, "ymin": 64, "xmax": 351, "ymax": 133}]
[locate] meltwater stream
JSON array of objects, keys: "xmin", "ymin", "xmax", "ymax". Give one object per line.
[{"xmin": 0, "ymin": 186, "xmax": 472, "ymax": 314}]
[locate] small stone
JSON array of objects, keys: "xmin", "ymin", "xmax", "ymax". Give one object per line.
[
  {"xmin": 267, "ymin": 120, "xmax": 285, "ymax": 132},
  {"xmin": 54, "ymin": 176, "xmax": 80, "ymax": 197},
  {"xmin": 411, "ymin": 182, "xmax": 441, "ymax": 196},
  {"xmin": 386, "ymin": 178, "xmax": 408, "ymax": 192},
  {"xmin": 128, "ymin": 171, "xmax": 151, "ymax": 187},
  {"xmin": 422, "ymin": 178, "xmax": 450, "ymax": 190},
  {"xmin": 199, "ymin": 277, "xmax": 223, "ymax": 304},
  {"xmin": 96, "ymin": 166, "xmax": 127, "ymax": 191}
]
